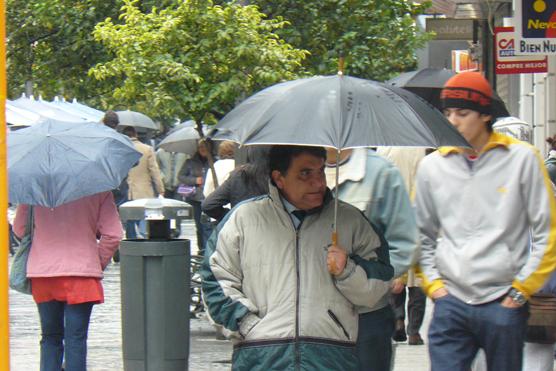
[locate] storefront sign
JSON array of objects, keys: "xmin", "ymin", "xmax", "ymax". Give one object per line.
[
  {"xmin": 495, "ymin": 27, "xmax": 548, "ymax": 74},
  {"xmin": 426, "ymin": 19, "xmax": 476, "ymax": 40},
  {"xmin": 514, "ymin": 0, "xmax": 556, "ymax": 55}
]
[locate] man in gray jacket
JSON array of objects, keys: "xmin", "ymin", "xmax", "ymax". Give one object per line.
[
  {"xmin": 415, "ymin": 71, "xmax": 556, "ymax": 371},
  {"xmin": 202, "ymin": 145, "xmax": 393, "ymax": 370}
]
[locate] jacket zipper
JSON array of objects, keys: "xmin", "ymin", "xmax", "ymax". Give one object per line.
[
  {"xmin": 295, "ymin": 227, "xmax": 301, "ymax": 371},
  {"xmin": 327, "ymin": 309, "xmax": 350, "ymax": 340}
]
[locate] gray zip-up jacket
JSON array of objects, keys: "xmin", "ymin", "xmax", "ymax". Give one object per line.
[
  {"xmin": 201, "ymin": 184, "xmax": 393, "ymax": 370},
  {"xmin": 415, "ymin": 132, "xmax": 556, "ymax": 304}
]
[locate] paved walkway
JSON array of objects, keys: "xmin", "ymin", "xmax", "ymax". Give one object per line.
[
  {"xmin": 8, "ymin": 268, "xmax": 432, "ymax": 370},
  {"xmin": 8, "ymin": 220, "xmax": 433, "ymax": 370}
]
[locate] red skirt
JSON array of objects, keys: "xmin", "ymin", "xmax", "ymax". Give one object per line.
[{"xmin": 31, "ymin": 277, "xmax": 104, "ymax": 305}]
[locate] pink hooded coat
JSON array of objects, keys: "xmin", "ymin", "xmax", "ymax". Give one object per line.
[{"xmin": 13, "ymin": 192, "xmax": 123, "ymax": 278}]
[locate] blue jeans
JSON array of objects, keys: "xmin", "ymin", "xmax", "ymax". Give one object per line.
[
  {"xmin": 356, "ymin": 305, "xmax": 395, "ymax": 371},
  {"xmin": 428, "ymin": 294, "xmax": 528, "ymax": 371},
  {"xmin": 125, "ymin": 220, "xmax": 146, "ymax": 239},
  {"xmin": 37, "ymin": 301, "xmax": 94, "ymax": 371}
]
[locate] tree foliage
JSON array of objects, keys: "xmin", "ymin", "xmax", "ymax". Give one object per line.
[
  {"xmin": 89, "ymin": 0, "xmax": 308, "ymax": 123},
  {"xmin": 6, "ymin": 0, "xmax": 124, "ymax": 103},
  {"xmin": 248, "ymin": 0, "xmax": 432, "ymax": 81}
]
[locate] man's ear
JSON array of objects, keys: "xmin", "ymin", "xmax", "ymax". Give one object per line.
[{"xmin": 271, "ymin": 170, "xmax": 283, "ymax": 189}]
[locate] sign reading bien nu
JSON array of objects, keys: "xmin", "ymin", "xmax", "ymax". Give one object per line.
[{"xmin": 515, "ymin": 0, "xmax": 556, "ymax": 55}]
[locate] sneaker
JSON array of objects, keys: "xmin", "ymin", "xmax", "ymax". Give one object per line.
[
  {"xmin": 392, "ymin": 319, "xmax": 407, "ymax": 342},
  {"xmin": 408, "ymin": 334, "xmax": 424, "ymax": 345}
]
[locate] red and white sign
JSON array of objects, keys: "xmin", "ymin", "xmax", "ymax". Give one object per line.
[{"xmin": 495, "ymin": 26, "xmax": 548, "ymax": 74}]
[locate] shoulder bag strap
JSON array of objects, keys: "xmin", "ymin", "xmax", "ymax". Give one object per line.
[{"xmin": 25, "ymin": 206, "xmax": 34, "ymax": 240}]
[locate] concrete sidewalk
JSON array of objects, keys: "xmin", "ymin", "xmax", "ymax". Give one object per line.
[
  {"xmin": 8, "ymin": 260, "xmax": 432, "ymax": 371},
  {"xmin": 8, "ymin": 220, "xmax": 432, "ymax": 370}
]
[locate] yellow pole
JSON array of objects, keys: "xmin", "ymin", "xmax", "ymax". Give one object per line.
[{"xmin": 0, "ymin": 0, "xmax": 9, "ymax": 369}]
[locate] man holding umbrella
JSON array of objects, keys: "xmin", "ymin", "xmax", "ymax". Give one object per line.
[
  {"xmin": 415, "ymin": 71, "xmax": 556, "ymax": 370},
  {"xmin": 201, "ymin": 145, "xmax": 393, "ymax": 370}
]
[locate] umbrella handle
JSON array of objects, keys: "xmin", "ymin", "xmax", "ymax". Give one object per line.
[{"xmin": 332, "ymin": 231, "xmax": 338, "ymax": 246}]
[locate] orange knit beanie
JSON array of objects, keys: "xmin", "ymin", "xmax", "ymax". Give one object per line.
[{"xmin": 440, "ymin": 71, "xmax": 492, "ymax": 114}]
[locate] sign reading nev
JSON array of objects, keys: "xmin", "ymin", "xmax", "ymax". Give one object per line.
[{"xmin": 515, "ymin": 0, "xmax": 556, "ymax": 55}]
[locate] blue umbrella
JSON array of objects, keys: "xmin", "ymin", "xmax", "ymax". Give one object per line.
[
  {"xmin": 10, "ymin": 97, "xmax": 92, "ymax": 123},
  {"xmin": 8, "ymin": 119, "xmax": 142, "ymax": 207}
]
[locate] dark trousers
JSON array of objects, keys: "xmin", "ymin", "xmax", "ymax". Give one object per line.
[
  {"xmin": 429, "ymin": 294, "xmax": 528, "ymax": 371},
  {"xmin": 37, "ymin": 300, "xmax": 94, "ymax": 371},
  {"xmin": 356, "ymin": 305, "xmax": 395, "ymax": 371},
  {"xmin": 391, "ymin": 286, "xmax": 426, "ymax": 336},
  {"xmin": 188, "ymin": 200, "xmax": 212, "ymax": 254}
]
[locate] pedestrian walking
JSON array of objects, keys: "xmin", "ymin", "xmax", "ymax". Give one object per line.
[
  {"xmin": 13, "ymin": 192, "xmax": 123, "ymax": 371},
  {"xmin": 101, "ymin": 110, "xmax": 119, "ymax": 130},
  {"xmin": 100, "ymin": 111, "xmax": 129, "ymax": 207},
  {"xmin": 201, "ymin": 145, "xmax": 393, "ymax": 370},
  {"xmin": 122, "ymin": 125, "xmax": 165, "ymax": 238},
  {"xmin": 203, "ymin": 140, "xmax": 236, "ymax": 197},
  {"xmin": 375, "ymin": 147, "xmax": 427, "ymax": 347},
  {"xmin": 156, "ymin": 147, "xmax": 188, "ymax": 200},
  {"xmin": 201, "ymin": 146, "xmax": 269, "ymax": 222},
  {"xmin": 522, "ymin": 131, "xmax": 556, "ymax": 371},
  {"xmin": 324, "ymin": 147, "xmax": 419, "ymax": 370},
  {"xmin": 177, "ymin": 140, "xmax": 212, "ymax": 253},
  {"xmin": 415, "ymin": 71, "xmax": 556, "ymax": 371},
  {"xmin": 545, "ymin": 135, "xmax": 556, "ymax": 184}
]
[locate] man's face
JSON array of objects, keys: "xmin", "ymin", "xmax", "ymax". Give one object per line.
[
  {"xmin": 272, "ymin": 153, "xmax": 327, "ymax": 211},
  {"xmin": 443, "ymin": 108, "xmax": 491, "ymax": 144}
]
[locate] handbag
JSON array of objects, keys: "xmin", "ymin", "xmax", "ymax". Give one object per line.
[
  {"xmin": 9, "ymin": 206, "xmax": 34, "ymax": 295},
  {"xmin": 525, "ymin": 293, "xmax": 556, "ymax": 344},
  {"xmin": 177, "ymin": 184, "xmax": 196, "ymax": 197}
]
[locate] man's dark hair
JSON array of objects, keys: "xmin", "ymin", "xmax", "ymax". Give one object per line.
[
  {"xmin": 102, "ymin": 110, "xmax": 119, "ymax": 129},
  {"xmin": 268, "ymin": 145, "xmax": 326, "ymax": 178},
  {"xmin": 122, "ymin": 126, "xmax": 137, "ymax": 138}
]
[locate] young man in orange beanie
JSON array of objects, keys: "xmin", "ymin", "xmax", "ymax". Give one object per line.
[{"xmin": 414, "ymin": 71, "xmax": 556, "ymax": 371}]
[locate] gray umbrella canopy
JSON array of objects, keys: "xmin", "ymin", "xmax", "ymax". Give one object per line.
[
  {"xmin": 116, "ymin": 110, "xmax": 158, "ymax": 130},
  {"xmin": 158, "ymin": 126, "xmax": 201, "ymax": 155},
  {"xmin": 210, "ymin": 75, "xmax": 469, "ymax": 149},
  {"xmin": 8, "ymin": 119, "xmax": 142, "ymax": 207},
  {"xmin": 210, "ymin": 75, "xmax": 469, "ymax": 239}
]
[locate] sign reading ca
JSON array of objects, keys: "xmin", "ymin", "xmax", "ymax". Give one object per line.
[
  {"xmin": 515, "ymin": 0, "xmax": 556, "ymax": 55},
  {"xmin": 495, "ymin": 26, "xmax": 548, "ymax": 74}
]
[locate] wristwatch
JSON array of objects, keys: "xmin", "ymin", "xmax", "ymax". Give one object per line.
[{"xmin": 507, "ymin": 288, "xmax": 527, "ymax": 305}]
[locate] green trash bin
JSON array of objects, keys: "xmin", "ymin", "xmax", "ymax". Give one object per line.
[{"xmin": 119, "ymin": 198, "xmax": 193, "ymax": 371}]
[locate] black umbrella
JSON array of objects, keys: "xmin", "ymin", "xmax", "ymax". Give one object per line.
[
  {"xmin": 210, "ymin": 74, "xmax": 469, "ymax": 242},
  {"xmin": 387, "ymin": 68, "xmax": 510, "ymax": 119},
  {"xmin": 211, "ymin": 75, "xmax": 468, "ymax": 149}
]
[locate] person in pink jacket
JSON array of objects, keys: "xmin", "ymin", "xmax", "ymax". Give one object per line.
[{"xmin": 13, "ymin": 191, "xmax": 122, "ymax": 371}]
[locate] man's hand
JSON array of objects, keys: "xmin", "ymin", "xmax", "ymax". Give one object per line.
[
  {"xmin": 327, "ymin": 244, "xmax": 347, "ymax": 276},
  {"xmin": 501, "ymin": 296, "xmax": 523, "ymax": 308},
  {"xmin": 391, "ymin": 278, "xmax": 405, "ymax": 294},
  {"xmin": 431, "ymin": 287, "xmax": 449, "ymax": 301}
]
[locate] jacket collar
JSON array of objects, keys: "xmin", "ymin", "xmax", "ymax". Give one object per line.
[
  {"xmin": 324, "ymin": 148, "xmax": 366, "ymax": 188},
  {"xmin": 437, "ymin": 132, "xmax": 512, "ymax": 157}
]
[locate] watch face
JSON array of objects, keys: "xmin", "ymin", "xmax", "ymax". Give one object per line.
[{"xmin": 509, "ymin": 289, "xmax": 526, "ymax": 305}]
